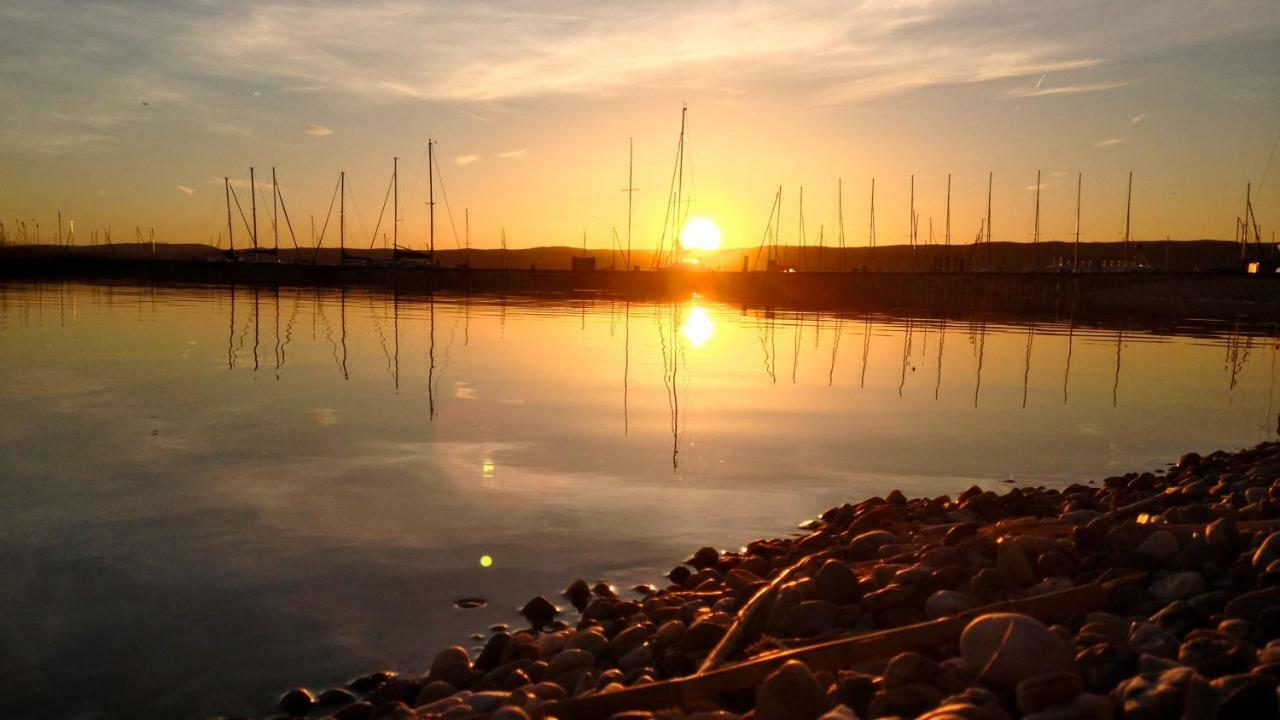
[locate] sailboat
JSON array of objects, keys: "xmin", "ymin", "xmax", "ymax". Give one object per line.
[
  {"xmin": 242, "ymin": 166, "xmax": 281, "ymax": 263},
  {"xmin": 653, "ymin": 104, "xmax": 704, "ymax": 272}
]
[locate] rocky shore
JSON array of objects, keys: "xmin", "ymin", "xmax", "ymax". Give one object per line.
[{"xmin": 234, "ymin": 441, "xmax": 1280, "ymax": 720}]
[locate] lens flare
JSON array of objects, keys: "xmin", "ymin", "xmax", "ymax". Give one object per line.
[{"xmin": 682, "ymin": 306, "xmax": 715, "ymax": 347}]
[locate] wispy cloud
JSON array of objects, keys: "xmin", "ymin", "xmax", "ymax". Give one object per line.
[
  {"xmin": 1006, "ymin": 81, "xmax": 1129, "ymax": 98},
  {"xmin": 455, "ymin": 154, "xmax": 480, "ymax": 166},
  {"xmin": 176, "ymin": 185, "xmax": 194, "ymax": 196},
  {"xmin": 497, "ymin": 149, "xmax": 527, "ymax": 160},
  {"xmin": 1131, "ymin": 113, "xmax": 1149, "ymax": 124},
  {"xmin": 303, "ymin": 124, "xmax": 332, "ymax": 136},
  {"xmin": 1096, "ymin": 137, "xmax": 1125, "ymax": 147}
]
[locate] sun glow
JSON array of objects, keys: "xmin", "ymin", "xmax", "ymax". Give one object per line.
[
  {"xmin": 681, "ymin": 218, "xmax": 722, "ymax": 252},
  {"xmin": 682, "ymin": 306, "xmax": 715, "ymax": 348}
]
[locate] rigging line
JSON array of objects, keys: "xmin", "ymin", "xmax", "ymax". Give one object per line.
[
  {"xmin": 367, "ymin": 172, "xmax": 395, "ymax": 251},
  {"xmin": 228, "ymin": 185, "xmax": 255, "ymax": 241},
  {"xmin": 752, "ymin": 189, "xmax": 781, "ymax": 271},
  {"xmin": 430, "ymin": 152, "xmax": 465, "ymax": 250},
  {"xmin": 651, "ymin": 130, "xmax": 684, "ymax": 269},
  {"xmin": 313, "ymin": 175, "xmax": 342, "ymax": 263},
  {"xmin": 274, "ymin": 181, "xmax": 302, "ymax": 254}
]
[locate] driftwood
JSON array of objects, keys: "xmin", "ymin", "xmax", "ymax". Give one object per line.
[
  {"xmin": 544, "ymin": 574, "xmax": 1141, "ymax": 720},
  {"xmin": 696, "ymin": 549, "xmax": 836, "ymax": 674}
]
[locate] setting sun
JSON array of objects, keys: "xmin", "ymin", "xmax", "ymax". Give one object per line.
[{"xmin": 681, "ymin": 218, "xmax": 722, "ymax": 252}]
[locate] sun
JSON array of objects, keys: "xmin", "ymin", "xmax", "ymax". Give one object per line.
[{"xmin": 681, "ymin": 217, "xmax": 721, "ymax": 252}]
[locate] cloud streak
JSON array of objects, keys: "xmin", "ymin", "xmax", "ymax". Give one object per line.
[
  {"xmin": 303, "ymin": 124, "xmax": 333, "ymax": 136},
  {"xmin": 176, "ymin": 185, "xmax": 194, "ymax": 196},
  {"xmin": 1006, "ymin": 81, "xmax": 1129, "ymax": 98}
]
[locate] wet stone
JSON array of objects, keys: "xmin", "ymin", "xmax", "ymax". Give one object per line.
[
  {"xmin": 815, "ymin": 560, "xmax": 862, "ymax": 605},
  {"xmin": 755, "ymin": 660, "xmax": 834, "ymax": 720},
  {"xmin": 278, "ymin": 688, "xmax": 316, "ymax": 717},
  {"xmin": 520, "ymin": 596, "xmax": 560, "ymax": 628},
  {"xmin": 1015, "ymin": 671, "xmax": 1085, "ymax": 715},
  {"xmin": 1111, "ymin": 667, "xmax": 1216, "ymax": 720},
  {"xmin": 316, "ymin": 688, "xmax": 356, "ymax": 706},
  {"xmin": 960, "ymin": 613, "xmax": 1076, "ymax": 687}
]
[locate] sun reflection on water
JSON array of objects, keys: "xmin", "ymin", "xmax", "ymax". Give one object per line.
[{"xmin": 682, "ymin": 305, "xmax": 715, "ymax": 348}]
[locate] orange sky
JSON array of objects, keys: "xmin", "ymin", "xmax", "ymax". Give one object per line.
[{"xmin": 1, "ymin": 1, "xmax": 1278, "ymax": 250}]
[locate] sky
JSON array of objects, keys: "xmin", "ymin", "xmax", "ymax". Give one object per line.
[{"xmin": 1, "ymin": 0, "xmax": 1278, "ymax": 251}]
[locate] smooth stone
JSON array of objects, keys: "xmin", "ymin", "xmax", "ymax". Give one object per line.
[
  {"xmin": 917, "ymin": 703, "xmax": 992, "ymax": 720},
  {"xmin": 868, "ymin": 683, "xmax": 945, "ymax": 718},
  {"xmin": 849, "ymin": 531, "xmax": 902, "ymax": 560},
  {"xmin": 1148, "ymin": 572, "xmax": 1205, "ymax": 602},
  {"xmin": 618, "ymin": 645, "xmax": 653, "ymax": 673},
  {"xmin": 1015, "ymin": 671, "xmax": 1085, "ymax": 715},
  {"xmin": 755, "ymin": 660, "xmax": 834, "ymax": 720},
  {"xmin": 780, "ymin": 600, "xmax": 840, "ymax": 637},
  {"xmin": 492, "ymin": 707, "xmax": 532, "ymax": 720},
  {"xmin": 1255, "ymin": 532, "xmax": 1280, "ymax": 569},
  {"xmin": 679, "ymin": 618, "xmax": 728, "ymax": 653},
  {"xmin": 960, "ymin": 613, "xmax": 1076, "ymax": 687},
  {"xmin": 1136, "ymin": 531, "xmax": 1179, "ymax": 564},
  {"xmin": 547, "ymin": 648, "xmax": 595, "ymax": 677},
  {"xmin": 317, "ymin": 688, "xmax": 357, "ymax": 705},
  {"xmin": 925, "ymin": 590, "xmax": 975, "ymax": 619},
  {"xmin": 815, "ymin": 560, "xmax": 862, "ymax": 605},
  {"xmin": 1023, "ymin": 692, "xmax": 1114, "ymax": 720},
  {"xmin": 883, "ymin": 651, "xmax": 945, "ymax": 689},
  {"xmin": 1129, "ymin": 623, "xmax": 1180, "ymax": 659},
  {"xmin": 566, "ymin": 629, "xmax": 609, "ymax": 657},
  {"xmin": 279, "ymin": 688, "xmax": 316, "ymax": 717},
  {"xmin": 1110, "ymin": 667, "xmax": 1216, "ymax": 720},
  {"xmin": 608, "ymin": 624, "xmax": 651, "ymax": 659},
  {"xmin": 1212, "ymin": 673, "xmax": 1279, "ymax": 717},
  {"xmin": 564, "ymin": 579, "xmax": 592, "ymax": 609},
  {"xmin": 996, "ymin": 542, "xmax": 1037, "ymax": 587},
  {"xmin": 1177, "ymin": 630, "xmax": 1253, "ymax": 677},
  {"xmin": 521, "ymin": 596, "xmax": 560, "ymax": 628},
  {"xmin": 427, "ymin": 645, "xmax": 473, "ymax": 681},
  {"xmin": 466, "ymin": 691, "xmax": 510, "ymax": 713},
  {"xmin": 687, "ymin": 546, "xmax": 720, "ymax": 568},
  {"xmin": 333, "ymin": 701, "xmax": 375, "ymax": 720},
  {"xmin": 817, "ymin": 704, "xmax": 859, "ymax": 720}
]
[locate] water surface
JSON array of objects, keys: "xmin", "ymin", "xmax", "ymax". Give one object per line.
[{"xmin": 1, "ymin": 281, "xmax": 1277, "ymax": 719}]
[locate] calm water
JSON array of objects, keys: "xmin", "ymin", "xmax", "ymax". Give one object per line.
[{"xmin": 1, "ymin": 281, "xmax": 1277, "ymax": 719}]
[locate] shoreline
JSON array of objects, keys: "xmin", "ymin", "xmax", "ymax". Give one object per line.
[
  {"xmin": 5, "ymin": 257, "xmax": 1280, "ymax": 322},
  {"xmin": 240, "ymin": 441, "xmax": 1280, "ymax": 720}
]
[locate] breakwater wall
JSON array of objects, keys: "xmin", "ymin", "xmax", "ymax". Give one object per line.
[{"xmin": 3, "ymin": 258, "xmax": 1278, "ymax": 320}]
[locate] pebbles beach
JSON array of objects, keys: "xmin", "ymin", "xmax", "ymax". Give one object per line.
[{"xmin": 240, "ymin": 441, "xmax": 1280, "ymax": 720}]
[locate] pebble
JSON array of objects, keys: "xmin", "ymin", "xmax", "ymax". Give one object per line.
[
  {"xmin": 815, "ymin": 560, "xmax": 862, "ymax": 605},
  {"xmin": 755, "ymin": 660, "xmax": 833, "ymax": 720},
  {"xmin": 1015, "ymin": 671, "xmax": 1085, "ymax": 715},
  {"xmin": 1253, "ymin": 531, "xmax": 1280, "ymax": 569},
  {"xmin": 277, "ymin": 688, "xmax": 315, "ymax": 717},
  {"xmin": 1148, "ymin": 571, "xmax": 1206, "ymax": 602},
  {"xmin": 1110, "ymin": 667, "xmax": 1217, "ymax": 720},
  {"xmin": 960, "ymin": 613, "xmax": 1076, "ymax": 687},
  {"xmin": 1023, "ymin": 692, "xmax": 1114, "ymax": 720},
  {"xmin": 427, "ymin": 646, "xmax": 473, "ymax": 689},
  {"xmin": 925, "ymin": 590, "xmax": 974, "ymax": 619},
  {"xmin": 520, "ymin": 596, "xmax": 560, "ymax": 628},
  {"xmin": 1135, "ymin": 531, "xmax": 1179, "ymax": 564}
]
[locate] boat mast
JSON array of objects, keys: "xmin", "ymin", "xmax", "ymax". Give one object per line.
[
  {"xmin": 1123, "ymin": 170, "xmax": 1132, "ymax": 264},
  {"xmin": 428, "ymin": 138, "xmax": 436, "ymax": 259},
  {"xmin": 1074, "ymin": 173, "xmax": 1082, "ymax": 269},
  {"xmin": 909, "ymin": 174, "xmax": 915, "ymax": 271},
  {"xmin": 339, "ymin": 170, "xmax": 345, "ymax": 261},
  {"xmin": 672, "ymin": 104, "xmax": 688, "ymax": 265},
  {"xmin": 393, "ymin": 156, "xmax": 398, "ymax": 256},
  {"xmin": 250, "ymin": 166, "xmax": 258, "ymax": 250},
  {"xmin": 625, "ymin": 138, "xmax": 635, "ymax": 270},
  {"xmin": 869, "ymin": 178, "xmax": 877, "ymax": 262},
  {"xmin": 224, "ymin": 176, "xmax": 235, "ymax": 254},
  {"xmin": 837, "ymin": 178, "xmax": 846, "ymax": 271},
  {"xmin": 985, "ymin": 171, "xmax": 993, "ymax": 268},
  {"xmin": 272, "ymin": 167, "xmax": 279, "ymax": 252},
  {"xmin": 1033, "ymin": 169, "xmax": 1041, "ymax": 270}
]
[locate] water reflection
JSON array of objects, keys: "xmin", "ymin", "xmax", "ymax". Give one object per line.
[{"xmin": 3, "ymin": 281, "xmax": 1280, "ymax": 719}]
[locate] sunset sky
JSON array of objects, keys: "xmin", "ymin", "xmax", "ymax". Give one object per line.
[{"xmin": 2, "ymin": 0, "xmax": 1278, "ymax": 251}]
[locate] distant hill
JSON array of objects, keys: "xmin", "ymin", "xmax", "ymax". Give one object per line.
[{"xmin": 1, "ymin": 239, "xmax": 1273, "ymax": 272}]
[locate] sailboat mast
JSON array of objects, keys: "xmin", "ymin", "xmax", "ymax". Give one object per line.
[
  {"xmin": 1124, "ymin": 170, "xmax": 1132, "ymax": 263},
  {"xmin": 985, "ymin": 171, "xmax": 993, "ymax": 267},
  {"xmin": 1074, "ymin": 173, "xmax": 1082, "ymax": 269},
  {"xmin": 393, "ymin": 156, "xmax": 398, "ymax": 254},
  {"xmin": 945, "ymin": 173, "xmax": 952, "ymax": 248},
  {"xmin": 674, "ymin": 103, "xmax": 687, "ymax": 264},
  {"xmin": 224, "ymin": 177, "xmax": 234, "ymax": 254},
  {"xmin": 1033, "ymin": 169, "xmax": 1041, "ymax": 269},
  {"xmin": 838, "ymin": 178, "xmax": 846, "ymax": 271},
  {"xmin": 339, "ymin": 170, "xmax": 345, "ymax": 259},
  {"xmin": 627, "ymin": 138, "xmax": 634, "ymax": 270},
  {"xmin": 250, "ymin": 166, "xmax": 258, "ymax": 250},
  {"xmin": 428, "ymin": 138, "xmax": 436, "ymax": 258},
  {"xmin": 272, "ymin": 167, "xmax": 279, "ymax": 252},
  {"xmin": 869, "ymin": 178, "xmax": 877, "ymax": 255}
]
